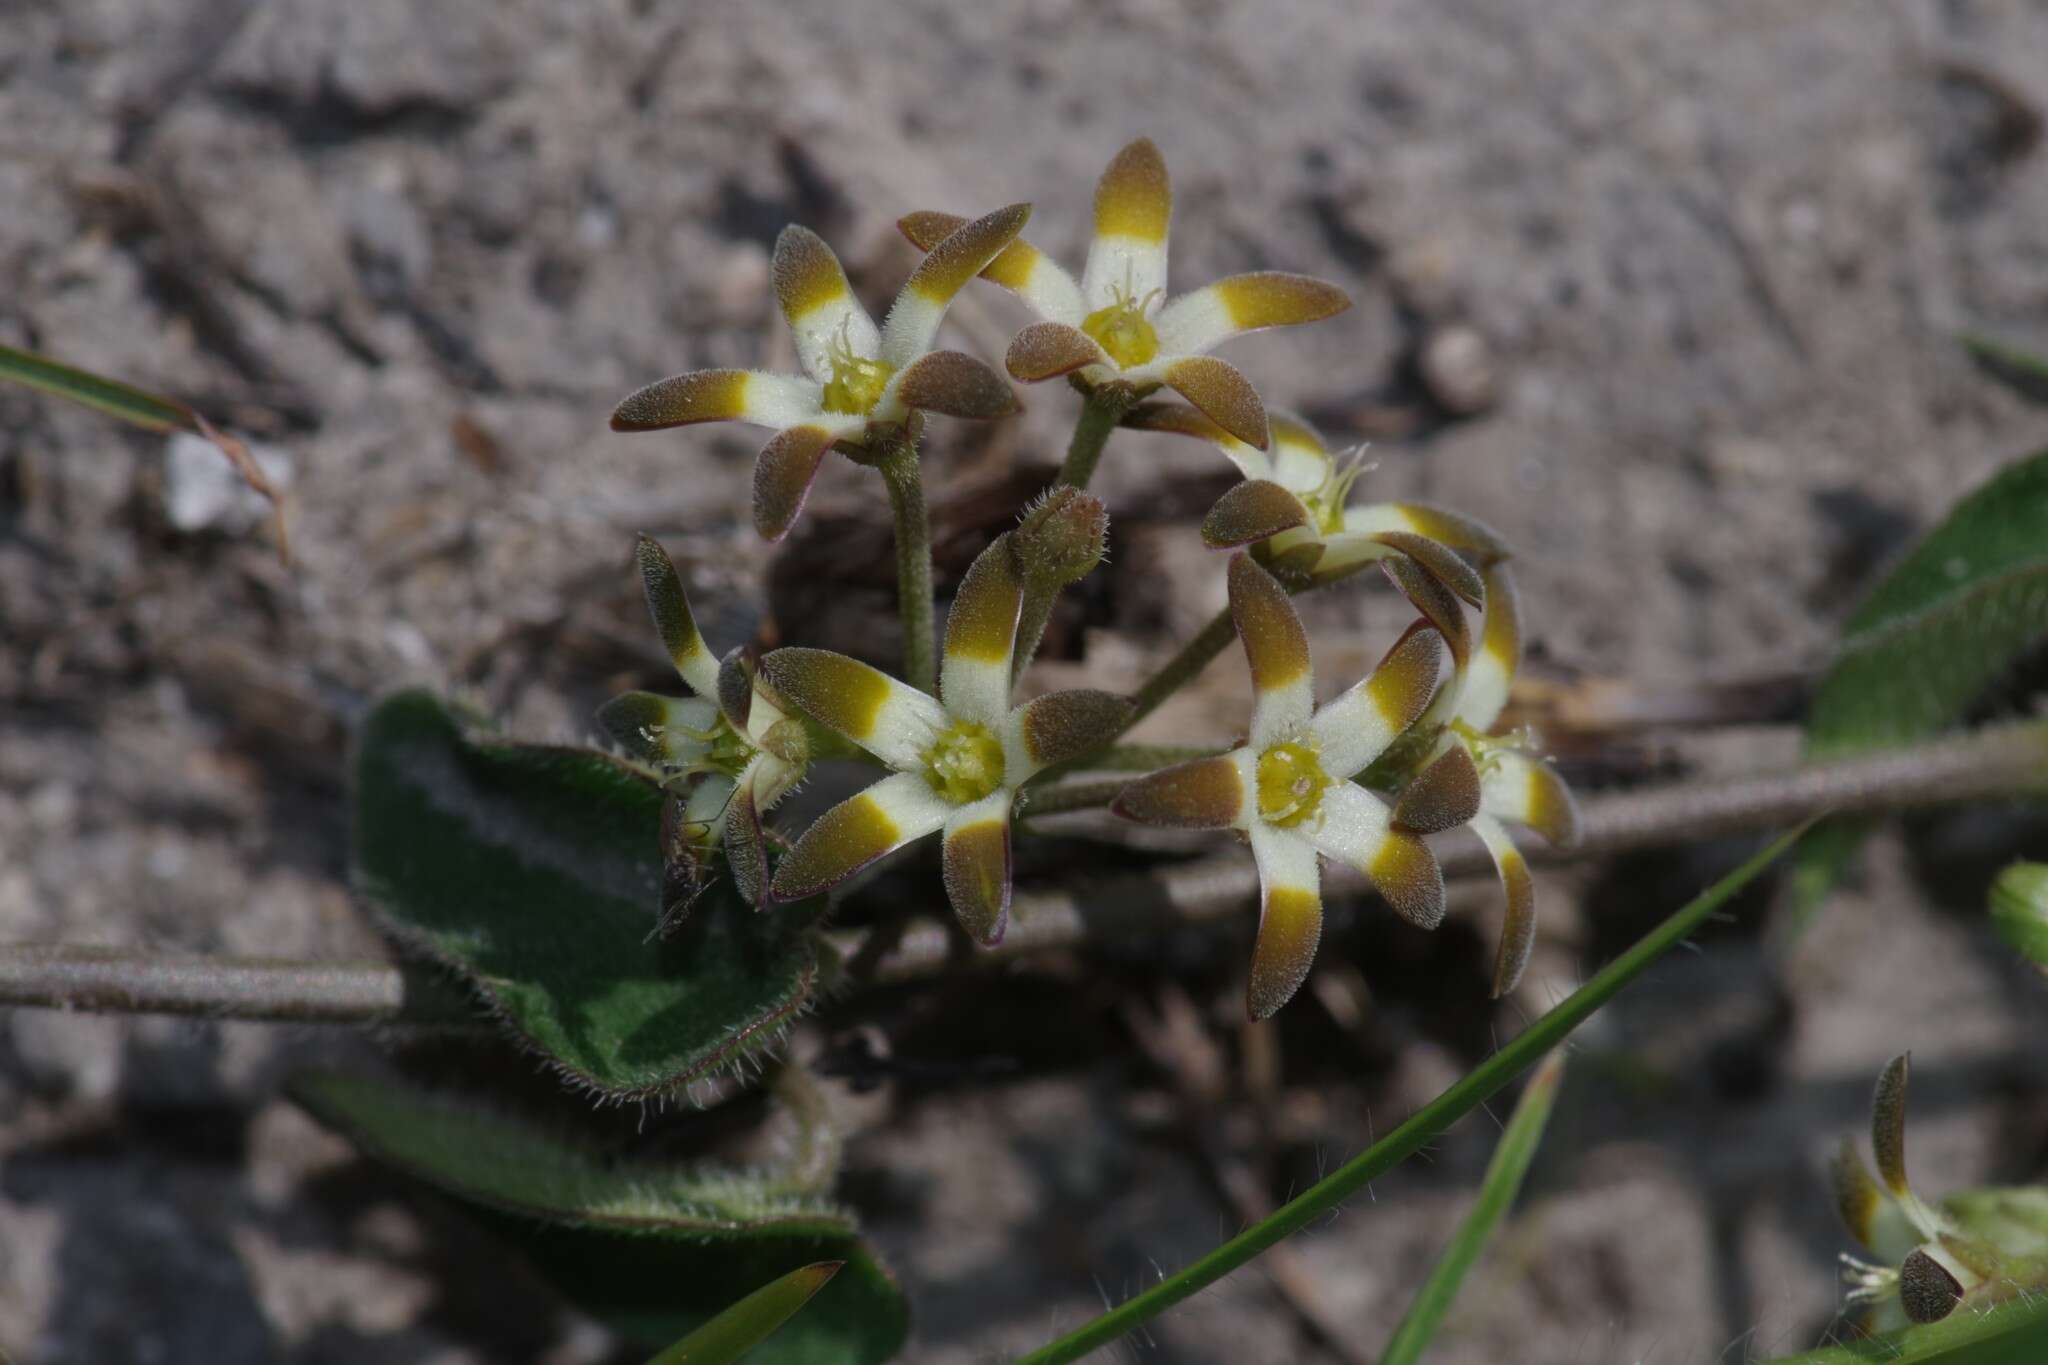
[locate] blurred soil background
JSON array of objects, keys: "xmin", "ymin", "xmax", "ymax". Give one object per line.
[{"xmin": 5, "ymin": 1, "xmax": 2048, "ymax": 1361}]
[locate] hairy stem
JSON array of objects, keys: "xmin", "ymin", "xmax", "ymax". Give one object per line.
[
  {"xmin": 876, "ymin": 436, "xmax": 936, "ymax": 694},
  {"xmin": 1017, "ymin": 778, "xmax": 1132, "ymax": 818},
  {"xmin": 6, "ymin": 721, "xmax": 2046, "ymax": 1021},
  {"xmin": 1127, "ymin": 603, "xmax": 1238, "ymax": 730}
]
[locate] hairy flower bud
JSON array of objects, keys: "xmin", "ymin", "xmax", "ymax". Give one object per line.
[{"xmin": 1016, "ymin": 486, "xmax": 1108, "ymax": 587}]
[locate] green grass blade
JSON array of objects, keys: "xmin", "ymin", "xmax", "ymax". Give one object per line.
[
  {"xmin": 1012, "ymin": 824, "xmax": 1808, "ymax": 1365},
  {"xmin": 1377, "ymin": 1050, "xmax": 1567, "ymax": 1365},
  {"xmin": 1761, "ymin": 1292, "xmax": 2048, "ymax": 1364},
  {"xmin": 1961, "ymin": 330, "xmax": 2048, "ymax": 405},
  {"xmin": 645, "ymin": 1261, "xmax": 843, "ymax": 1365},
  {"xmin": 0, "ymin": 341, "xmax": 195, "ymax": 432}
]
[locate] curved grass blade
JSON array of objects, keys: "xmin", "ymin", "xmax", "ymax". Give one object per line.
[
  {"xmin": 1378, "ymin": 1050, "xmax": 1567, "ymax": 1365},
  {"xmin": 1760, "ymin": 1291, "xmax": 2048, "ymax": 1364},
  {"xmin": 1013, "ymin": 825, "xmax": 1808, "ymax": 1365},
  {"xmin": 351, "ymin": 690, "xmax": 829, "ymax": 1099},
  {"xmin": 1784, "ymin": 448, "xmax": 2048, "ymax": 942},
  {"xmin": 646, "ymin": 1261, "xmax": 842, "ymax": 1365},
  {"xmin": 1961, "ymin": 330, "xmax": 2048, "ymax": 405},
  {"xmin": 291, "ymin": 1069, "xmax": 908, "ymax": 1363},
  {"xmin": 0, "ymin": 341, "xmax": 289, "ymax": 558}
]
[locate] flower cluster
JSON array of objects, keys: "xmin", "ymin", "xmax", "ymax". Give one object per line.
[{"xmin": 605, "ymin": 137, "xmax": 1579, "ymax": 1017}]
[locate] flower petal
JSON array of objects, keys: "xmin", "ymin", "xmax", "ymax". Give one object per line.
[
  {"xmin": 759, "ymin": 647, "xmax": 945, "ymax": 771},
  {"xmin": 769, "ymin": 771, "xmax": 950, "ymax": 901},
  {"xmin": 1342, "ymin": 501, "xmax": 1513, "ymax": 565},
  {"xmin": 610, "ymin": 369, "xmax": 824, "ymax": 433},
  {"xmin": 1456, "ymin": 563, "xmax": 1522, "ymax": 730},
  {"xmin": 1899, "ymin": 1249, "xmax": 1967, "ymax": 1325},
  {"xmin": 1367, "ymin": 531, "xmax": 1485, "ymax": 606},
  {"xmin": 635, "ymin": 534, "xmax": 720, "ymax": 698},
  {"xmin": 772, "ymin": 225, "xmax": 880, "ymax": 385},
  {"xmin": 898, "ymin": 210, "xmax": 1086, "ymax": 324},
  {"xmin": 886, "ymin": 349, "xmax": 1018, "ymax": 420},
  {"xmin": 1382, "ymin": 554, "xmax": 1473, "ymax": 670},
  {"xmin": 880, "ymin": 202, "xmax": 1032, "ymax": 368},
  {"xmin": 1202, "ymin": 480, "xmax": 1311, "ymax": 550},
  {"xmin": 1229, "ymin": 553, "xmax": 1314, "ymax": 747},
  {"xmin": 1480, "ymin": 749, "xmax": 1582, "ymax": 847},
  {"xmin": 1310, "ymin": 781, "xmax": 1445, "ymax": 930},
  {"xmin": 1246, "ymin": 823, "xmax": 1322, "ymax": 1019},
  {"xmin": 941, "ymin": 533, "xmax": 1025, "ymax": 728},
  {"xmin": 1007, "ymin": 321, "xmax": 1110, "ymax": 382},
  {"xmin": 942, "ymin": 791, "xmax": 1014, "ymax": 944},
  {"xmin": 1081, "ymin": 137, "xmax": 1172, "ymax": 313},
  {"xmin": 1471, "ymin": 813, "xmax": 1536, "ymax": 996},
  {"xmin": 595, "ymin": 692, "xmax": 719, "ymax": 766},
  {"xmin": 722, "ymin": 768, "xmax": 769, "ymax": 907},
  {"xmin": 1160, "ymin": 355, "xmax": 1268, "ymax": 449},
  {"xmin": 1872, "ymin": 1054, "xmax": 1912, "ymax": 1198},
  {"xmin": 1831, "ymin": 1136, "xmax": 1885, "ymax": 1248},
  {"xmin": 1153, "ymin": 272, "xmax": 1352, "ymax": 357},
  {"xmin": 1392, "ymin": 743, "xmax": 1484, "ymax": 835},
  {"xmin": 715, "ymin": 645, "xmax": 757, "ymax": 736},
  {"xmin": 1003, "ymin": 689, "xmax": 1133, "ymax": 778},
  {"xmin": 751, "ymin": 424, "xmax": 841, "ymax": 543},
  {"xmin": 1307, "ymin": 622, "xmax": 1446, "ymax": 778},
  {"xmin": 1127, "ymin": 403, "xmax": 1332, "ymax": 491},
  {"xmin": 1111, "ymin": 750, "xmax": 1252, "ymax": 830}
]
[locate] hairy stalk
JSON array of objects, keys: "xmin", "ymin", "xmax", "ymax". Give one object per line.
[
  {"xmin": 1017, "ymin": 778, "xmax": 1131, "ymax": 818},
  {"xmin": 6, "ymin": 721, "xmax": 2046, "ymax": 1020},
  {"xmin": 1078, "ymin": 743, "xmax": 1226, "ymax": 772},
  {"xmin": 1011, "ymin": 387, "xmax": 1136, "ymax": 676},
  {"xmin": 1012, "ymin": 828, "xmax": 1807, "ymax": 1365},
  {"xmin": 875, "ymin": 434, "xmax": 936, "ymax": 694},
  {"xmin": 1127, "ymin": 602, "xmax": 1238, "ymax": 730},
  {"xmin": 1055, "ymin": 384, "xmax": 1135, "ymax": 490}
]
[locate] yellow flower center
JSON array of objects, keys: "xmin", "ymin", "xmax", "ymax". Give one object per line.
[
  {"xmin": 1256, "ymin": 740, "xmax": 1331, "ymax": 828},
  {"xmin": 668, "ymin": 714, "xmax": 758, "ymax": 781},
  {"xmin": 922, "ymin": 719, "xmax": 1006, "ymax": 804},
  {"xmin": 820, "ymin": 326, "xmax": 896, "ymax": 416},
  {"xmin": 1080, "ymin": 286, "xmax": 1161, "ymax": 369}
]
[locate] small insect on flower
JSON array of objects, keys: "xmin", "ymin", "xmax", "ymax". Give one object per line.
[
  {"xmin": 1377, "ymin": 561, "xmax": 1580, "ymax": 997},
  {"xmin": 899, "ymin": 138, "xmax": 1352, "ymax": 451},
  {"xmin": 1112, "ymin": 554, "xmax": 1449, "ymax": 1019},
  {"xmin": 596, "ymin": 536, "xmax": 812, "ymax": 917},
  {"xmin": 1130, "ymin": 400, "xmax": 1509, "ymax": 600},
  {"xmin": 1832, "ymin": 1054, "xmax": 2048, "ymax": 1334},
  {"xmin": 760, "ymin": 528, "xmax": 1131, "ymax": 945},
  {"xmin": 610, "ymin": 205, "xmax": 1031, "ymax": 541}
]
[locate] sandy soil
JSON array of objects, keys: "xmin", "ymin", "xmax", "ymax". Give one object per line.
[{"xmin": 4, "ymin": 0, "xmax": 2048, "ymax": 1361}]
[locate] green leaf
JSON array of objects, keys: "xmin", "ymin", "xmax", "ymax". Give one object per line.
[
  {"xmin": 1990, "ymin": 862, "xmax": 2048, "ymax": 974},
  {"xmin": 1013, "ymin": 825, "xmax": 1808, "ymax": 1365},
  {"xmin": 1787, "ymin": 448, "xmax": 2048, "ymax": 932},
  {"xmin": 1378, "ymin": 1050, "xmax": 1567, "ymax": 1365},
  {"xmin": 291, "ymin": 1069, "xmax": 908, "ymax": 1363},
  {"xmin": 1759, "ymin": 1291, "xmax": 2048, "ymax": 1364},
  {"xmin": 645, "ymin": 1261, "xmax": 843, "ymax": 1365},
  {"xmin": 351, "ymin": 690, "xmax": 829, "ymax": 1099},
  {"xmin": 1962, "ymin": 331, "xmax": 2048, "ymax": 405}
]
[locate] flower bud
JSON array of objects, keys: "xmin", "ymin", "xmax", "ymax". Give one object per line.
[
  {"xmin": 1016, "ymin": 487, "xmax": 1108, "ymax": 587},
  {"xmin": 1990, "ymin": 861, "xmax": 2048, "ymax": 973}
]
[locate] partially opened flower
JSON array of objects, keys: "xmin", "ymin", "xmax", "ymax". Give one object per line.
[
  {"xmin": 1832, "ymin": 1055, "xmax": 2048, "ymax": 1333},
  {"xmin": 611, "ymin": 205, "xmax": 1031, "ymax": 540},
  {"xmin": 1112, "ymin": 554, "xmax": 1447, "ymax": 1019},
  {"xmin": 1130, "ymin": 400, "xmax": 1508, "ymax": 599},
  {"xmin": 761, "ymin": 532, "xmax": 1131, "ymax": 943},
  {"xmin": 1382, "ymin": 562, "xmax": 1580, "ymax": 997},
  {"xmin": 597, "ymin": 536, "xmax": 810, "ymax": 909},
  {"xmin": 899, "ymin": 138, "xmax": 1350, "ymax": 450}
]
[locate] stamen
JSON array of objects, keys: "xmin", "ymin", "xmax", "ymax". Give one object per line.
[
  {"xmin": 1256, "ymin": 740, "xmax": 1332, "ymax": 828},
  {"xmin": 922, "ymin": 720, "xmax": 1007, "ymax": 804}
]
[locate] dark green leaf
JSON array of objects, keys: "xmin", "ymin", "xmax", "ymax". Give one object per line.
[
  {"xmin": 351, "ymin": 690, "xmax": 828, "ymax": 1099},
  {"xmin": 645, "ymin": 1261, "xmax": 842, "ymax": 1365},
  {"xmin": 1378, "ymin": 1050, "xmax": 1566, "ymax": 1365},
  {"xmin": 291, "ymin": 1070, "xmax": 908, "ymax": 1363},
  {"xmin": 1787, "ymin": 448, "xmax": 2048, "ymax": 931}
]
